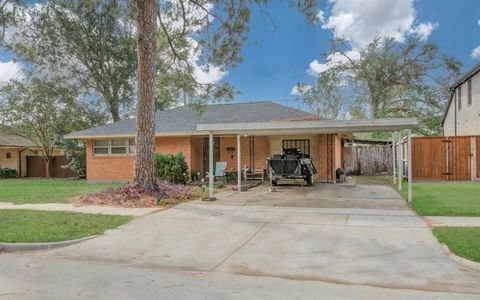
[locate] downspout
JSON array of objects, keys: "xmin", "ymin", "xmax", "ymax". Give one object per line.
[
  {"xmin": 454, "ymin": 89, "xmax": 457, "ymax": 137},
  {"xmin": 18, "ymin": 147, "xmax": 28, "ymax": 177}
]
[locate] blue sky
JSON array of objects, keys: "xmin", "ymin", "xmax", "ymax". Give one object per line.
[
  {"xmin": 1, "ymin": 0, "xmax": 479, "ymax": 112},
  {"xmin": 226, "ymin": 0, "xmax": 480, "ymax": 109}
]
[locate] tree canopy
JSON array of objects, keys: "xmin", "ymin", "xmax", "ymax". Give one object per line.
[{"xmin": 295, "ymin": 37, "xmax": 462, "ymax": 135}]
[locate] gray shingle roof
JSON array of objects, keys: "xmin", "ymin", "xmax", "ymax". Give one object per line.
[
  {"xmin": 65, "ymin": 101, "xmax": 318, "ymax": 138},
  {"xmin": 0, "ymin": 134, "xmax": 37, "ymax": 147}
]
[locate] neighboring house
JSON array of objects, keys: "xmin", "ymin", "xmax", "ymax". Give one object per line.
[
  {"xmin": 0, "ymin": 133, "xmax": 73, "ymax": 178},
  {"xmin": 443, "ymin": 63, "xmax": 480, "ymax": 136},
  {"xmin": 65, "ymin": 101, "xmax": 417, "ymax": 183}
]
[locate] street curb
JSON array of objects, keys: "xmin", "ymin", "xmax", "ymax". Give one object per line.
[
  {"xmin": 441, "ymin": 244, "xmax": 480, "ymax": 271},
  {"xmin": 0, "ymin": 235, "xmax": 97, "ymax": 252}
]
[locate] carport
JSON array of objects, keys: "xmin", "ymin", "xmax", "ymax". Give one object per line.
[{"xmin": 197, "ymin": 117, "xmax": 418, "ymax": 202}]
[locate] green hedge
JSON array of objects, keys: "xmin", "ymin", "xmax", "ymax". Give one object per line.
[
  {"xmin": 0, "ymin": 168, "xmax": 18, "ymax": 179},
  {"xmin": 155, "ymin": 152, "xmax": 188, "ymax": 184}
]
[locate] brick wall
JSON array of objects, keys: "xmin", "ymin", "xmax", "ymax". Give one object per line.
[
  {"xmin": 85, "ymin": 134, "xmax": 342, "ymax": 182},
  {"xmin": 86, "ymin": 136, "xmax": 194, "ymax": 181},
  {"xmin": 86, "ymin": 140, "xmax": 135, "ymax": 181},
  {"xmin": 219, "ymin": 136, "xmax": 269, "ymax": 171},
  {"xmin": 317, "ymin": 134, "xmax": 339, "ymax": 182}
]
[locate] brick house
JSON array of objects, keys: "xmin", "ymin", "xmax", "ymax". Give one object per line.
[{"xmin": 65, "ymin": 102, "xmax": 417, "ymax": 190}]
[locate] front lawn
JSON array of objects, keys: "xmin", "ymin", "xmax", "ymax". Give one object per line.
[
  {"xmin": 0, "ymin": 209, "xmax": 131, "ymax": 243},
  {"xmin": 432, "ymin": 227, "xmax": 480, "ymax": 263},
  {"xmin": 354, "ymin": 176, "xmax": 480, "ymax": 216},
  {"xmin": 0, "ymin": 179, "xmax": 120, "ymax": 204},
  {"xmin": 407, "ymin": 182, "xmax": 480, "ymax": 216}
]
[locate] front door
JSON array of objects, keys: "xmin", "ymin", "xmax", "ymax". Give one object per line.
[{"xmin": 203, "ymin": 137, "xmax": 220, "ymax": 176}]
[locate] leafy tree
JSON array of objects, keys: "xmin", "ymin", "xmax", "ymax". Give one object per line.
[
  {"xmin": 63, "ymin": 140, "xmax": 87, "ymax": 179},
  {"xmin": 294, "ymin": 71, "xmax": 344, "ymax": 119},
  {"xmin": 298, "ymin": 37, "xmax": 462, "ymax": 135},
  {"xmin": 0, "ymin": 75, "xmax": 101, "ymax": 178},
  {"xmin": 132, "ymin": 0, "xmax": 317, "ymax": 190},
  {"xmin": 5, "ymin": 1, "xmax": 137, "ymax": 121}
]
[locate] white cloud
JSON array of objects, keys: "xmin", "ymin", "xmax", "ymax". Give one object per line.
[
  {"xmin": 477, "ymin": 19, "xmax": 480, "ymax": 26},
  {"xmin": 472, "ymin": 45, "xmax": 480, "ymax": 59},
  {"xmin": 320, "ymin": 0, "xmax": 436, "ymax": 47},
  {"xmin": 409, "ymin": 22, "xmax": 438, "ymax": 40},
  {"xmin": 308, "ymin": 50, "xmax": 361, "ymax": 76},
  {"xmin": 316, "ymin": 10, "xmax": 325, "ymax": 23},
  {"xmin": 186, "ymin": 38, "xmax": 227, "ymax": 84},
  {"xmin": 291, "ymin": 84, "xmax": 312, "ymax": 96},
  {"xmin": 193, "ymin": 65, "xmax": 227, "ymax": 84},
  {"xmin": 0, "ymin": 61, "xmax": 23, "ymax": 83}
]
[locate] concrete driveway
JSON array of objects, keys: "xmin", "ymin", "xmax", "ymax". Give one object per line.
[
  {"xmin": 45, "ymin": 184, "xmax": 480, "ymax": 295},
  {"xmin": 2, "ymin": 184, "xmax": 480, "ymax": 298}
]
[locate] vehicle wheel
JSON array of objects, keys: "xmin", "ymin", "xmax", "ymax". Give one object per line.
[
  {"xmin": 306, "ymin": 174, "xmax": 313, "ymax": 186},
  {"xmin": 304, "ymin": 167, "xmax": 313, "ymax": 186}
]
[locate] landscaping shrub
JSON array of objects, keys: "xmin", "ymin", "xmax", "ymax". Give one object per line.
[
  {"xmin": 155, "ymin": 152, "xmax": 188, "ymax": 184},
  {"xmin": 0, "ymin": 168, "xmax": 18, "ymax": 179},
  {"xmin": 63, "ymin": 140, "xmax": 86, "ymax": 178},
  {"xmin": 213, "ymin": 181, "xmax": 224, "ymax": 189}
]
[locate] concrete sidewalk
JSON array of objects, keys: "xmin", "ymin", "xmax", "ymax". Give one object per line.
[
  {"xmin": 0, "ymin": 202, "xmax": 163, "ymax": 216},
  {"xmin": 425, "ymin": 216, "xmax": 480, "ymax": 227}
]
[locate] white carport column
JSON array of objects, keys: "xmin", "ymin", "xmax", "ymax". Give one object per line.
[
  {"xmin": 237, "ymin": 134, "xmax": 241, "ymax": 192},
  {"xmin": 208, "ymin": 132, "xmax": 214, "ymax": 199},
  {"xmin": 392, "ymin": 133, "xmax": 396, "ymax": 185},
  {"xmin": 407, "ymin": 129, "xmax": 413, "ymax": 203},
  {"xmin": 398, "ymin": 132, "xmax": 403, "ymax": 192}
]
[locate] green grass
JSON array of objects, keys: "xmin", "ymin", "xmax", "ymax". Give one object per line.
[
  {"xmin": 0, "ymin": 209, "xmax": 131, "ymax": 243},
  {"xmin": 0, "ymin": 179, "xmax": 120, "ymax": 204},
  {"xmin": 432, "ymin": 227, "xmax": 480, "ymax": 263},
  {"xmin": 353, "ymin": 175, "xmax": 393, "ymax": 186},
  {"xmin": 407, "ymin": 182, "xmax": 480, "ymax": 216},
  {"xmin": 355, "ymin": 176, "xmax": 480, "ymax": 216}
]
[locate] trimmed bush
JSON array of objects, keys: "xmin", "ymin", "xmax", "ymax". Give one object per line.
[
  {"xmin": 0, "ymin": 168, "xmax": 18, "ymax": 179},
  {"xmin": 155, "ymin": 152, "xmax": 188, "ymax": 184}
]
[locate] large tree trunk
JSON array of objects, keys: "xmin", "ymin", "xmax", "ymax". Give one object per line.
[
  {"xmin": 45, "ymin": 157, "xmax": 51, "ymax": 178},
  {"xmin": 133, "ymin": 0, "xmax": 157, "ymax": 191}
]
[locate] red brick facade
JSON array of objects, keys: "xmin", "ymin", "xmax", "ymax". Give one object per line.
[{"xmin": 85, "ymin": 134, "xmax": 342, "ymax": 182}]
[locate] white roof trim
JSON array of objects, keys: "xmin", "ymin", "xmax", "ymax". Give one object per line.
[{"xmin": 197, "ymin": 118, "xmax": 418, "ymax": 135}]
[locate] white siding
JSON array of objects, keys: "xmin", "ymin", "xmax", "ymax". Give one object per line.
[{"xmin": 443, "ymin": 71, "xmax": 480, "ymax": 136}]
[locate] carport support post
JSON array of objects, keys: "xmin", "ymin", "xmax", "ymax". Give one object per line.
[
  {"xmin": 237, "ymin": 134, "xmax": 241, "ymax": 192},
  {"xmin": 398, "ymin": 132, "xmax": 403, "ymax": 192},
  {"xmin": 407, "ymin": 129, "xmax": 412, "ymax": 203},
  {"xmin": 392, "ymin": 133, "xmax": 396, "ymax": 185},
  {"xmin": 209, "ymin": 132, "xmax": 214, "ymax": 199}
]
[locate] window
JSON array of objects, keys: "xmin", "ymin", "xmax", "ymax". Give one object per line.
[
  {"xmin": 282, "ymin": 139, "xmax": 310, "ymax": 156},
  {"xmin": 468, "ymin": 79, "xmax": 472, "ymax": 105},
  {"xmin": 93, "ymin": 140, "xmax": 109, "ymax": 155},
  {"xmin": 93, "ymin": 139, "xmax": 136, "ymax": 155},
  {"xmin": 457, "ymin": 86, "xmax": 462, "ymax": 110}
]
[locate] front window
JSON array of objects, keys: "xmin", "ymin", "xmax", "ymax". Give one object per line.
[{"xmin": 93, "ymin": 139, "xmax": 136, "ymax": 155}]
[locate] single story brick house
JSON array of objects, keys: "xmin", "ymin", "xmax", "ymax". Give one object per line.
[{"xmin": 65, "ymin": 101, "xmax": 417, "ymax": 190}]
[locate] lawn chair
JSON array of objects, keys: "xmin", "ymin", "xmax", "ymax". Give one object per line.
[{"xmin": 214, "ymin": 162, "xmax": 228, "ymax": 183}]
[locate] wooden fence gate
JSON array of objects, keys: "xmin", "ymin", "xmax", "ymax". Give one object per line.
[{"xmin": 412, "ymin": 136, "xmax": 477, "ymax": 181}]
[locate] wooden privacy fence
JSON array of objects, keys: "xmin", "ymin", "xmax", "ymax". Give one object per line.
[
  {"xmin": 412, "ymin": 136, "xmax": 480, "ymax": 181},
  {"xmin": 343, "ymin": 145, "xmax": 393, "ymax": 175}
]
